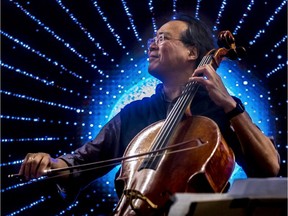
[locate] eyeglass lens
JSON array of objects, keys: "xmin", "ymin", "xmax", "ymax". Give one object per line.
[{"xmin": 147, "ymin": 33, "xmax": 164, "ymax": 50}]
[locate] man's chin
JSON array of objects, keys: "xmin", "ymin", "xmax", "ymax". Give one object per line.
[
  {"xmin": 148, "ymin": 68, "xmax": 162, "ymax": 81},
  {"xmin": 148, "ymin": 66, "xmax": 157, "ymax": 76},
  {"xmin": 148, "ymin": 63, "xmax": 159, "ymax": 74}
]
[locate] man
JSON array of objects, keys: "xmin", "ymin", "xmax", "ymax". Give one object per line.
[{"xmin": 19, "ymin": 14, "xmax": 280, "ymax": 202}]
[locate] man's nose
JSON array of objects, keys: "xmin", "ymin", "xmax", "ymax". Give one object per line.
[{"xmin": 148, "ymin": 42, "xmax": 158, "ymax": 52}]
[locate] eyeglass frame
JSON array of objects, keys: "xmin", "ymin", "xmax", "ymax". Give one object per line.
[{"xmin": 147, "ymin": 33, "xmax": 183, "ymax": 50}]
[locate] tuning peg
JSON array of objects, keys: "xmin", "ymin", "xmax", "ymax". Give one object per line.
[
  {"xmin": 226, "ymin": 33, "xmax": 235, "ymax": 45},
  {"xmin": 217, "ymin": 31, "xmax": 235, "ymax": 49}
]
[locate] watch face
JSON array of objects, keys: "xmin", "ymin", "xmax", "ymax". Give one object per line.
[{"xmin": 238, "ymin": 102, "xmax": 245, "ymax": 111}]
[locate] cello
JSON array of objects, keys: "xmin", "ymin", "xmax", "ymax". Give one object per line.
[{"xmin": 113, "ymin": 30, "xmax": 246, "ymax": 216}]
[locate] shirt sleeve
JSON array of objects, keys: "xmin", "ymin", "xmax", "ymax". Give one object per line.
[{"xmin": 56, "ymin": 113, "xmax": 123, "ymax": 202}]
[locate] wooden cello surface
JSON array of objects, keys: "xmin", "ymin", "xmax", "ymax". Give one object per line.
[{"xmin": 114, "ymin": 116, "xmax": 235, "ymax": 215}]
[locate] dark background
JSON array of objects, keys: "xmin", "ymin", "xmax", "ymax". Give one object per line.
[{"xmin": 1, "ymin": 0, "xmax": 287, "ymax": 215}]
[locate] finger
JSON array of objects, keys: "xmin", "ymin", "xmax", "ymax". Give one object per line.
[
  {"xmin": 35, "ymin": 155, "xmax": 51, "ymax": 178},
  {"xmin": 24, "ymin": 154, "xmax": 36, "ymax": 180},
  {"xmin": 190, "ymin": 76, "xmax": 209, "ymax": 86},
  {"xmin": 19, "ymin": 154, "xmax": 30, "ymax": 176},
  {"xmin": 29, "ymin": 154, "xmax": 43, "ymax": 179},
  {"xmin": 193, "ymin": 64, "xmax": 215, "ymax": 79}
]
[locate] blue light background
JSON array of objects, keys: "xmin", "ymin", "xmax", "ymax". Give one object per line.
[{"xmin": 2, "ymin": 0, "xmax": 286, "ymax": 214}]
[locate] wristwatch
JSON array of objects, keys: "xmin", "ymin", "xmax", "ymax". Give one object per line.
[{"xmin": 226, "ymin": 100, "xmax": 245, "ymax": 120}]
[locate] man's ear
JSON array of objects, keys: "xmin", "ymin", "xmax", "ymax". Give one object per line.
[{"xmin": 187, "ymin": 46, "xmax": 198, "ymax": 61}]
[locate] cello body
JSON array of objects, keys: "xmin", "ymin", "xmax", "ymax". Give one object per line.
[{"xmin": 114, "ymin": 115, "xmax": 235, "ymax": 215}]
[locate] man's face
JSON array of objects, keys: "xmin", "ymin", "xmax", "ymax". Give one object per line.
[{"xmin": 148, "ymin": 20, "xmax": 192, "ymax": 82}]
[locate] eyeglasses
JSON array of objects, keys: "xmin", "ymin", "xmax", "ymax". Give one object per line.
[{"xmin": 147, "ymin": 33, "xmax": 182, "ymax": 50}]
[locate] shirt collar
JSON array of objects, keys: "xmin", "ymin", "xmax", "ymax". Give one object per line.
[{"xmin": 155, "ymin": 83, "xmax": 177, "ymax": 103}]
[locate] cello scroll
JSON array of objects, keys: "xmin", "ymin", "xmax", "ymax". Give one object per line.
[{"xmin": 208, "ymin": 30, "xmax": 246, "ymax": 69}]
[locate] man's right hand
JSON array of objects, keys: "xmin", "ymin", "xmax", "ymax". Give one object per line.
[{"xmin": 19, "ymin": 152, "xmax": 68, "ymax": 181}]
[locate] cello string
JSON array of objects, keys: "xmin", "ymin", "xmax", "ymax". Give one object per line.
[
  {"xmin": 145, "ymin": 55, "xmax": 213, "ymax": 164},
  {"xmin": 157, "ymin": 55, "xmax": 212, "ymax": 139},
  {"xmin": 151, "ymin": 55, "xmax": 211, "ymax": 149},
  {"xmin": 164, "ymin": 55, "xmax": 213, "ymax": 127},
  {"xmin": 143, "ymin": 55, "xmax": 212, "ymax": 168}
]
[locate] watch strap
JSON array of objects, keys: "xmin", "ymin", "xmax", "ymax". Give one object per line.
[{"xmin": 226, "ymin": 100, "xmax": 245, "ymax": 120}]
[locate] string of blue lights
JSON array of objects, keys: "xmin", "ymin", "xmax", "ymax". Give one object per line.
[
  {"xmin": 9, "ymin": 0, "xmax": 97, "ymax": 69},
  {"xmin": 92, "ymin": 0, "xmax": 125, "ymax": 48},
  {"xmin": 213, "ymin": 0, "xmax": 227, "ymax": 32},
  {"xmin": 1, "ymin": 30, "xmax": 85, "ymax": 79},
  {"xmin": 55, "ymin": 0, "xmax": 110, "ymax": 57},
  {"xmin": 233, "ymin": 0, "xmax": 255, "ymax": 35},
  {"xmin": 249, "ymin": 0, "xmax": 286, "ymax": 46}
]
